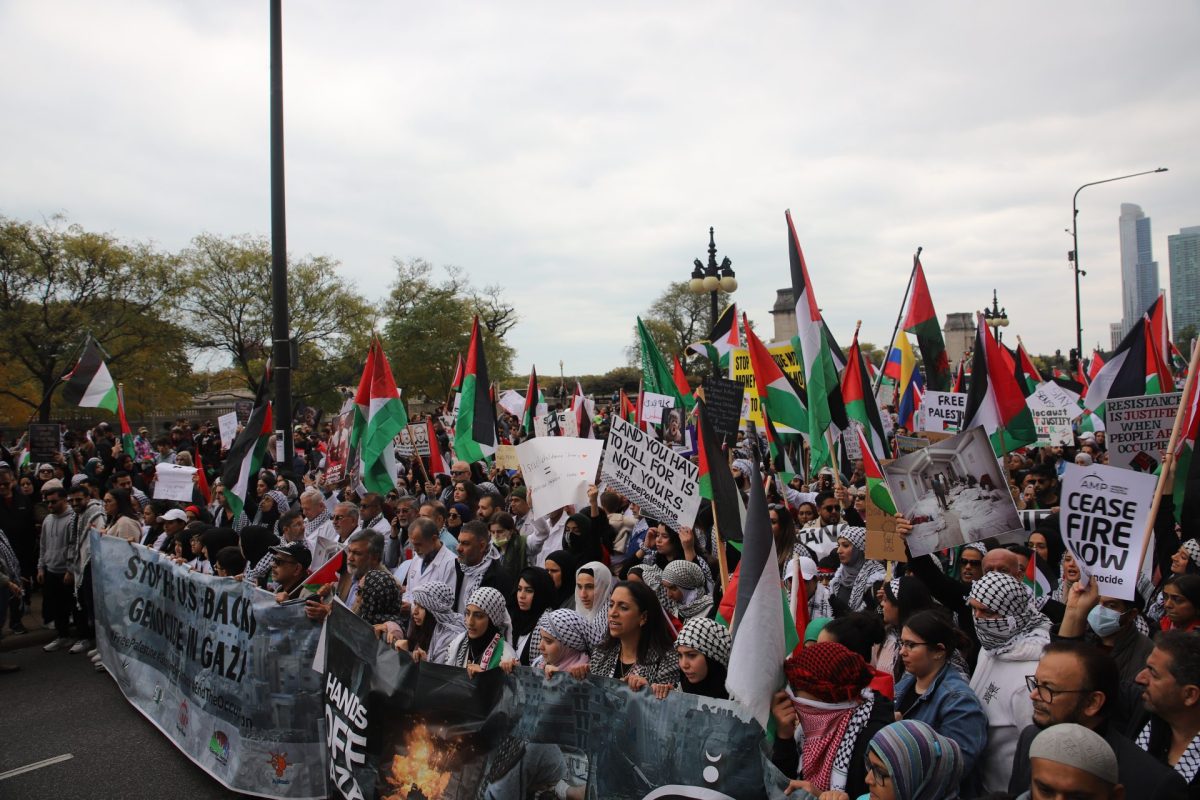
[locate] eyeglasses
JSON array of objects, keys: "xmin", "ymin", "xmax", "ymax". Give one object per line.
[
  {"xmin": 1025, "ymin": 541, "xmax": 1046, "ymax": 549},
  {"xmin": 960, "ymin": 558, "xmax": 983, "ymax": 567},
  {"xmin": 273, "ymin": 558, "xmax": 298, "ymax": 566},
  {"xmin": 865, "ymin": 760, "xmax": 891, "ymax": 786},
  {"xmin": 451, "ymin": 469, "xmax": 469, "ymax": 476},
  {"xmin": 898, "ymin": 640, "xmax": 930, "ymax": 651},
  {"xmin": 448, "ymin": 512, "xmax": 460, "ymax": 518},
  {"xmin": 1025, "ymin": 676, "xmax": 1094, "ymax": 703}
]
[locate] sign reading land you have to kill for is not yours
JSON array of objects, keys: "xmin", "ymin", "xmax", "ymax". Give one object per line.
[{"xmin": 601, "ymin": 415, "xmax": 701, "ymax": 530}]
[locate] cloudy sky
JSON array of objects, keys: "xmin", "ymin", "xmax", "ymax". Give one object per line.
[{"xmin": 2, "ymin": 1, "xmax": 1196, "ymax": 377}]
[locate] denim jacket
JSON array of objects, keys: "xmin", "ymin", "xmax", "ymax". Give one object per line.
[{"xmin": 894, "ymin": 662, "xmax": 988, "ymax": 787}]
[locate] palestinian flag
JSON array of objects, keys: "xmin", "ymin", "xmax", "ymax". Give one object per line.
[
  {"xmin": 455, "ymin": 317, "xmax": 497, "ymax": 463},
  {"xmin": 1086, "ymin": 307, "xmax": 1172, "ymax": 415},
  {"xmin": 858, "ymin": 428, "xmax": 896, "ymax": 515},
  {"xmin": 521, "ymin": 367, "xmax": 541, "ymax": 436},
  {"xmin": 901, "ymin": 255, "xmax": 951, "ymax": 391},
  {"xmin": 427, "ymin": 416, "xmax": 450, "ymax": 476},
  {"xmin": 619, "ymin": 388, "xmax": 637, "ymax": 425},
  {"xmin": 637, "ymin": 317, "xmax": 686, "ymax": 411},
  {"xmin": 1174, "ymin": 349, "xmax": 1200, "ymax": 527},
  {"xmin": 450, "ymin": 353, "xmax": 464, "ymax": 391},
  {"xmin": 822, "ymin": 319, "xmax": 849, "ymax": 375},
  {"xmin": 1170, "ymin": 341, "xmax": 1188, "ymax": 378},
  {"xmin": 1088, "ymin": 350, "xmax": 1106, "ymax": 383},
  {"xmin": 221, "ymin": 400, "xmax": 273, "ymax": 519},
  {"xmin": 350, "ymin": 339, "xmax": 408, "ymax": 495},
  {"xmin": 302, "ymin": 549, "xmax": 346, "ymax": 595},
  {"xmin": 1015, "ymin": 340, "xmax": 1043, "ymax": 397},
  {"xmin": 761, "ymin": 407, "xmax": 797, "ymax": 483},
  {"xmin": 952, "ymin": 359, "xmax": 966, "ymax": 394},
  {"xmin": 962, "ymin": 312, "xmax": 1038, "ymax": 456},
  {"xmin": 62, "ymin": 337, "xmax": 118, "ymax": 413},
  {"xmin": 117, "ymin": 386, "xmax": 135, "ymax": 459},
  {"xmin": 672, "ymin": 355, "xmax": 695, "ymax": 411},
  {"xmin": 697, "ymin": 397, "xmax": 743, "ymax": 543},
  {"xmin": 1074, "ymin": 358, "xmax": 1091, "ymax": 395},
  {"xmin": 744, "ymin": 313, "xmax": 807, "ymax": 433},
  {"xmin": 571, "ymin": 381, "xmax": 596, "ymax": 439},
  {"xmin": 724, "ymin": 445, "xmax": 787, "ymax": 730},
  {"xmin": 842, "ymin": 328, "xmax": 889, "ymax": 461},
  {"xmin": 688, "ymin": 302, "xmax": 741, "ymax": 375},
  {"xmin": 1024, "ymin": 555, "xmax": 1052, "ymax": 600},
  {"xmin": 194, "ymin": 449, "xmax": 212, "ymax": 505},
  {"xmin": 787, "ymin": 210, "xmax": 845, "ymax": 472}
]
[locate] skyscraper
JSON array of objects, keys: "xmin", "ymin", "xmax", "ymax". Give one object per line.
[
  {"xmin": 1119, "ymin": 203, "xmax": 1159, "ymax": 336},
  {"xmin": 1169, "ymin": 226, "xmax": 1200, "ymax": 340}
]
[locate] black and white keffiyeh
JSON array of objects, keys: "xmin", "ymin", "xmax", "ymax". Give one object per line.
[
  {"xmin": 968, "ymin": 571, "xmax": 1050, "ymax": 656},
  {"xmin": 412, "ymin": 580, "xmax": 463, "ymax": 630},
  {"xmin": 840, "ymin": 525, "xmax": 866, "ymax": 552},
  {"xmin": 467, "ymin": 586, "xmax": 513, "ymax": 643},
  {"xmin": 663, "ymin": 559, "xmax": 713, "ymax": 619},
  {"xmin": 538, "ymin": 608, "xmax": 591, "ymax": 654},
  {"xmin": 675, "ymin": 617, "xmax": 731, "ymax": 668},
  {"xmin": 830, "ymin": 690, "xmax": 877, "ymax": 792},
  {"xmin": 1137, "ymin": 717, "xmax": 1200, "ymax": 783}
]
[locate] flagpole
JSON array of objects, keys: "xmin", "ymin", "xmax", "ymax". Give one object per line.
[
  {"xmin": 1137, "ymin": 339, "xmax": 1200, "ymax": 575},
  {"xmin": 872, "ymin": 249, "xmax": 920, "ymax": 395}
]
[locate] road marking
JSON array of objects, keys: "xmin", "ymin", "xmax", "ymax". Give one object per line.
[{"xmin": 0, "ymin": 753, "xmax": 74, "ymax": 781}]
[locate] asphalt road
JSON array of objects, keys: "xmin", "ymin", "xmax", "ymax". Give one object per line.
[{"xmin": 0, "ymin": 642, "xmax": 254, "ymax": 798}]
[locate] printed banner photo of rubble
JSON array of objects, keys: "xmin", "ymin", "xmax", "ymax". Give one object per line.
[
  {"xmin": 322, "ymin": 603, "xmax": 787, "ymax": 800},
  {"xmin": 1104, "ymin": 393, "xmax": 1181, "ymax": 472},
  {"xmin": 882, "ymin": 426, "xmax": 1023, "ymax": 557},
  {"xmin": 1058, "ymin": 462, "xmax": 1156, "ymax": 601},
  {"xmin": 1026, "ymin": 381, "xmax": 1084, "ymax": 447},
  {"xmin": 601, "ymin": 415, "xmax": 701, "ymax": 530}
]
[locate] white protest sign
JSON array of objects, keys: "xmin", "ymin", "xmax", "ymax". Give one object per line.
[
  {"xmin": 1059, "ymin": 462, "xmax": 1156, "ymax": 601},
  {"xmin": 1026, "ymin": 382, "xmax": 1084, "ymax": 447},
  {"xmin": 515, "ymin": 436, "xmax": 603, "ymax": 518},
  {"xmin": 797, "ymin": 524, "xmax": 839, "ymax": 560},
  {"xmin": 498, "ymin": 389, "xmax": 526, "ymax": 418},
  {"xmin": 1104, "ymin": 393, "xmax": 1181, "ymax": 472},
  {"xmin": 556, "ymin": 410, "xmax": 579, "ymax": 438},
  {"xmin": 640, "ymin": 392, "xmax": 674, "ymax": 425},
  {"xmin": 217, "ymin": 411, "xmax": 238, "ymax": 450},
  {"xmin": 919, "ymin": 391, "xmax": 966, "ymax": 433},
  {"xmin": 274, "ymin": 430, "xmax": 284, "ymax": 464},
  {"xmin": 153, "ymin": 463, "xmax": 197, "ymax": 502},
  {"xmin": 841, "ymin": 420, "xmax": 864, "ymax": 461},
  {"xmin": 600, "ymin": 416, "xmax": 701, "ymax": 530},
  {"xmin": 533, "ymin": 413, "xmax": 555, "ymax": 439}
]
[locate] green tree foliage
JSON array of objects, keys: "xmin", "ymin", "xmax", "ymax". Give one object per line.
[
  {"xmin": 627, "ymin": 281, "xmax": 732, "ymax": 370},
  {"xmin": 1176, "ymin": 325, "xmax": 1197, "ymax": 355},
  {"xmin": 0, "ymin": 215, "xmax": 190, "ymax": 421},
  {"xmin": 381, "ymin": 259, "xmax": 517, "ymax": 403}
]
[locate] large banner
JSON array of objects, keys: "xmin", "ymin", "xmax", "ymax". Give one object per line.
[
  {"xmin": 323, "ymin": 603, "xmax": 787, "ymax": 800},
  {"xmin": 601, "ymin": 416, "xmax": 701, "ymax": 530},
  {"xmin": 92, "ymin": 533, "xmax": 327, "ymax": 799}
]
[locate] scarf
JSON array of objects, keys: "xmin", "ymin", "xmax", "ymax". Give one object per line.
[
  {"xmin": 460, "ymin": 544, "xmax": 500, "ymax": 607},
  {"xmin": 510, "ymin": 567, "xmax": 556, "ymax": 640},
  {"xmin": 544, "ymin": 550, "xmax": 578, "ymax": 607},
  {"xmin": 791, "ymin": 693, "xmax": 873, "ymax": 792},
  {"xmin": 456, "ymin": 626, "xmax": 504, "ymax": 669},
  {"xmin": 829, "ymin": 549, "xmax": 884, "ymax": 613},
  {"xmin": 411, "ymin": 580, "xmax": 465, "ymax": 661},
  {"xmin": 576, "ymin": 561, "xmax": 615, "ymax": 646},
  {"xmin": 304, "ymin": 507, "xmax": 331, "ymax": 536},
  {"xmin": 868, "ymin": 719, "xmax": 962, "ymax": 800},
  {"xmin": 533, "ymin": 608, "xmax": 591, "ymax": 670},
  {"xmin": 1137, "ymin": 717, "xmax": 1200, "ymax": 783},
  {"xmin": 969, "ymin": 571, "xmax": 1051, "ymax": 656}
]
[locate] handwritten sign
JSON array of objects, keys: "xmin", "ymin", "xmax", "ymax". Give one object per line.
[
  {"xmin": 1105, "ymin": 393, "xmax": 1181, "ymax": 473},
  {"xmin": 153, "ymin": 463, "xmax": 197, "ymax": 502},
  {"xmin": 1027, "ymin": 381, "xmax": 1084, "ymax": 448},
  {"xmin": 494, "ymin": 444, "xmax": 520, "ymax": 471},
  {"xmin": 600, "ymin": 416, "xmax": 700, "ymax": 529},
  {"xmin": 217, "ymin": 411, "xmax": 238, "ymax": 451},
  {"xmin": 515, "ymin": 437, "xmax": 603, "ymax": 518},
  {"xmin": 920, "ymin": 391, "xmax": 966, "ymax": 433},
  {"xmin": 640, "ymin": 392, "xmax": 675, "ymax": 425}
]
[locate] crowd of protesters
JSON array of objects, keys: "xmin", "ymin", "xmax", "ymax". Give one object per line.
[{"xmin": 1, "ymin": 400, "xmax": 1197, "ymax": 800}]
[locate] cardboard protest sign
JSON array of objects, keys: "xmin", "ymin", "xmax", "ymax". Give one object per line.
[
  {"xmin": 153, "ymin": 463, "xmax": 197, "ymax": 502},
  {"xmin": 494, "ymin": 444, "xmax": 520, "ymax": 471},
  {"xmin": 865, "ymin": 495, "xmax": 907, "ymax": 562},
  {"xmin": 920, "ymin": 391, "xmax": 966, "ymax": 433},
  {"xmin": 515, "ymin": 436, "xmax": 602, "ymax": 518},
  {"xmin": 883, "ymin": 427, "xmax": 1023, "ymax": 557},
  {"xmin": 497, "ymin": 388, "xmax": 526, "ymax": 418},
  {"xmin": 323, "ymin": 409, "xmax": 355, "ymax": 485},
  {"xmin": 217, "ymin": 411, "xmax": 238, "ymax": 450},
  {"xmin": 1105, "ymin": 393, "xmax": 1181, "ymax": 472},
  {"xmin": 601, "ymin": 416, "xmax": 701, "ymax": 530},
  {"xmin": 640, "ymin": 392, "xmax": 674, "ymax": 424},
  {"xmin": 28, "ymin": 423, "xmax": 60, "ymax": 462},
  {"xmin": 1026, "ymin": 381, "xmax": 1084, "ymax": 447},
  {"xmin": 699, "ymin": 376, "xmax": 745, "ymax": 439},
  {"xmin": 842, "ymin": 420, "xmax": 864, "ymax": 461},
  {"xmin": 729, "ymin": 342, "xmax": 804, "ymax": 432},
  {"xmin": 1059, "ymin": 462, "xmax": 1157, "ymax": 601}
]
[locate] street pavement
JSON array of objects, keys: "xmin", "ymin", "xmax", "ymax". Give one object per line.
[{"xmin": 0, "ymin": 640, "xmax": 254, "ymax": 798}]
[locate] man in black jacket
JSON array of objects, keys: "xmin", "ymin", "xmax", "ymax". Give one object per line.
[{"xmin": 453, "ymin": 520, "xmax": 512, "ymax": 613}]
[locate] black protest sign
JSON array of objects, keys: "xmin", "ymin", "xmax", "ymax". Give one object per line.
[
  {"xmin": 28, "ymin": 423, "xmax": 60, "ymax": 462},
  {"xmin": 700, "ymin": 376, "xmax": 745, "ymax": 439}
]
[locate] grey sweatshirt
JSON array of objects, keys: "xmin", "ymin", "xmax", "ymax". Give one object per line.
[{"xmin": 38, "ymin": 510, "xmax": 75, "ymax": 574}]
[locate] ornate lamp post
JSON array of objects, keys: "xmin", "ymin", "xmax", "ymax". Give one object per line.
[{"xmin": 689, "ymin": 227, "xmax": 737, "ymax": 331}]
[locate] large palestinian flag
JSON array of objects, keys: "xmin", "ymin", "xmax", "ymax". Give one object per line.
[
  {"xmin": 744, "ymin": 315, "xmax": 807, "ymax": 433},
  {"xmin": 842, "ymin": 327, "xmax": 889, "ymax": 461},
  {"xmin": 221, "ymin": 400, "xmax": 273, "ymax": 519},
  {"xmin": 689, "ymin": 303, "xmax": 741, "ymax": 375},
  {"xmin": 962, "ymin": 312, "xmax": 1037, "ymax": 455},
  {"xmin": 1086, "ymin": 303, "xmax": 1172, "ymax": 415},
  {"xmin": 62, "ymin": 337, "xmax": 118, "ymax": 413},
  {"xmin": 350, "ymin": 339, "xmax": 408, "ymax": 494},
  {"xmin": 456, "ymin": 317, "xmax": 497, "ymax": 463},
  {"xmin": 901, "ymin": 255, "xmax": 951, "ymax": 391}
]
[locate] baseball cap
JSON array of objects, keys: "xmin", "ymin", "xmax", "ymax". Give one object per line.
[
  {"xmin": 269, "ymin": 541, "xmax": 312, "ymax": 570},
  {"xmin": 162, "ymin": 508, "xmax": 188, "ymax": 523},
  {"xmin": 509, "ymin": 487, "xmax": 527, "ymax": 501},
  {"xmin": 38, "ymin": 463, "xmax": 54, "ymax": 472},
  {"xmin": 40, "ymin": 478, "xmax": 64, "ymax": 493}
]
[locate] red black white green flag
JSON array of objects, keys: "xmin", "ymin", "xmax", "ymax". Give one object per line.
[
  {"xmin": 962, "ymin": 312, "xmax": 1038, "ymax": 456},
  {"xmin": 456, "ymin": 317, "xmax": 497, "ymax": 463},
  {"xmin": 901, "ymin": 255, "xmax": 951, "ymax": 391}
]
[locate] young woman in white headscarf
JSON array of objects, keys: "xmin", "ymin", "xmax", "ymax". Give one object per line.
[
  {"xmin": 531, "ymin": 608, "xmax": 592, "ymax": 677},
  {"xmin": 574, "ymin": 560, "xmax": 615, "ymax": 646},
  {"xmin": 826, "ymin": 526, "xmax": 884, "ymax": 613},
  {"xmin": 446, "ymin": 586, "xmax": 516, "ymax": 674}
]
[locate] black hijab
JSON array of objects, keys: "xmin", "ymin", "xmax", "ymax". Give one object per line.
[
  {"xmin": 544, "ymin": 550, "xmax": 577, "ymax": 608},
  {"xmin": 509, "ymin": 567, "xmax": 556, "ymax": 640}
]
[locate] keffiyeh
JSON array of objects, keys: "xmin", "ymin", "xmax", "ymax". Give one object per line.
[
  {"xmin": 412, "ymin": 581, "xmax": 463, "ymax": 630},
  {"xmin": 467, "ymin": 586, "xmax": 513, "ymax": 643},
  {"xmin": 968, "ymin": 571, "xmax": 1051, "ymax": 655},
  {"xmin": 675, "ymin": 617, "xmax": 730, "ymax": 668},
  {"xmin": 662, "ymin": 559, "xmax": 712, "ymax": 621},
  {"xmin": 535, "ymin": 608, "xmax": 591, "ymax": 670},
  {"xmin": 1137, "ymin": 717, "xmax": 1200, "ymax": 783}
]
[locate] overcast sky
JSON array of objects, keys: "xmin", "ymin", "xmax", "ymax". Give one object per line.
[{"xmin": 2, "ymin": 1, "xmax": 1196, "ymax": 379}]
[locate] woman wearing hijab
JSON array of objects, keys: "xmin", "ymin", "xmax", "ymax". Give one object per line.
[
  {"xmin": 447, "ymin": 586, "xmax": 516, "ymax": 673},
  {"xmin": 661, "ymin": 559, "xmax": 713, "ymax": 625},
  {"xmin": 1146, "ymin": 540, "xmax": 1200, "ymax": 625},
  {"xmin": 447, "ymin": 502, "xmax": 470, "ymax": 536},
  {"xmin": 966, "ymin": 571, "xmax": 1051, "ymax": 793},
  {"xmin": 506, "ymin": 566, "xmax": 556, "ymax": 666},
  {"xmin": 574, "ymin": 561, "xmax": 614, "ymax": 645},
  {"xmin": 237, "ymin": 525, "xmax": 278, "ymax": 588},
  {"xmin": 588, "ymin": 580, "xmax": 679, "ymax": 690},
  {"xmin": 252, "ymin": 489, "xmax": 289, "ymax": 533},
  {"xmin": 199, "ymin": 527, "xmax": 239, "ymax": 574},
  {"xmin": 826, "ymin": 526, "xmax": 884, "ymax": 613},
  {"xmin": 564, "ymin": 513, "xmax": 605, "ymax": 567},
  {"xmin": 531, "ymin": 608, "xmax": 591, "ymax": 675},
  {"xmin": 380, "ymin": 580, "xmax": 464, "ymax": 664},
  {"xmin": 653, "ymin": 617, "xmax": 730, "ymax": 700},
  {"xmin": 863, "ymin": 720, "xmax": 964, "ymax": 800},
  {"xmin": 770, "ymin": 641, "xmax": 891, "ymax": 798},
  {"xmin": 543, "ymin": 550, "xmax": 577, "ymax": 610}
]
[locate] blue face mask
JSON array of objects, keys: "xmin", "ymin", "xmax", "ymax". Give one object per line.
[{"xmin": 1087, "ymin": 604, "xmax": 1124, "ymax": 638}]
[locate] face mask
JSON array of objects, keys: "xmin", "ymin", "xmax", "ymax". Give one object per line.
[
  {"xmin": 1087, "ymin": 604, "xmax": 1124, "ymax": 638},
  {"xmin": 975, "ymin": 615, "xmax": 1019, "ymax": 651}
]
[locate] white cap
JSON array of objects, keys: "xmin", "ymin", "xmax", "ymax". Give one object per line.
[
  {"xmin": 162, "ymin": 508, "xmax": 188, "ymax": 522},
  {"xmin": 785, "ymin": 557, "xmax": 819, "ymax": 581}
]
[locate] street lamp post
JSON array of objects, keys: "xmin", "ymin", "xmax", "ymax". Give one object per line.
[
  {"xmin": 1070, "ymin": 167, "xmax": 1167, "ymax": 366},
  {"xmin": 689, "ymin": 227, "xmax": 737, "ymax": 332},
  {"xmin": 983, "ymin": 289, "xmax": 1009, "ymax": 344}
]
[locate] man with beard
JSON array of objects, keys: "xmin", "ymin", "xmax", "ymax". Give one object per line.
[
  {"xmin": 305, "ymin": 530, "xmax": 401, "ymax": 625},
  {"xmin": 1009, "ymin": 640, "xmax": 1185, "ymax": 797}
]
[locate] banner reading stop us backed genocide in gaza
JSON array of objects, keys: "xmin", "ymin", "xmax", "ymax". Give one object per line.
[{"xmin": 91, "ymin": 532, "xmax": 327, "ymax": 799}]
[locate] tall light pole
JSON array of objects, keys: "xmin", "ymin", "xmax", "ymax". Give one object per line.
[
  {"xmin": 689, "ymin": 227, "xmax": 737, "ymax": 332},
  {"xmin": 1070, "ymin": 167, "xmax": 1167, "ymax": 366},
  {"xmin": 269, "ymin": 0, "xmax": 293, "ymax": 465},
  {"xmin": 983, "ymin": 289, "xmax": 1009, "ymax": 344}
]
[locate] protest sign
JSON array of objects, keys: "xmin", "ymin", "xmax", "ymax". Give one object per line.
[
  {"xmin": 533, "ymin": 412, "xmax": 554, "ymax": 438},
  {"xmin": 601, "ymin": 416, "xmax": 701, "ymax": 529},
  {"xmin": 842, "ymin": 420, "xmax": 864, "ymax": 461},
  {"xmin": 217, "ymin": 411, "xmax": 238, "ymax": 450},
  {"xmin": 1027, "ymin": 381, "xmax": 1084, "ymax": 447},
  {"xmin": 322, "ymin": 602, "xmax": 783, "ymax": 800},
  {"xmin": 494, "ymin": 443, "xmax": 520, "ymax": 471},
  {"xmin": 920, "ymin": 391, "xmax": 966, "ymax": 433},
  {"xmin": 555, "ymin": 409, "xmax": 579, "ymax": 438},
  {"xmin": 91, "ymin": 533, "xmax": 325, "ymax": 798},
  {"xmin": 884, "ymin": 427, "xmax": 1023, "ymax": 557},
  {"xmin": 865, "ymin": 495, "xmax": 907, "ymax": 562},
  {"xmin": 394, "ymin": 424, "xmax": 430, "ymax": 458},
  {"xmin": 729, "ymin": 342, "xmax": 804, "ymax": 431},
  {"xmin": 154, "ymin": 463, "xmax": 197, "ymax": 502},
  {"xmin": 274, "ymin": 429, "xmax": 285, "ymax": 464},
  {"xmin": 515, "ymin": 436, "xmax": 602, "ymax": 518},
  {"xmin": 323, "ymin": 410, "xmax": 355, "ymax": 485},
  {"xmin": 234, "ymin": 400, "xmax": 253, "ymax": 424},
  {"xmin": 894, "ymin": 434, "xmax": 931, "ymax": 456},
  {"xmin": 1059, "ymin": 462, "xmax": 1157, "ymax": 601},
  {"xmin": 797, "ymin": 525, "xmax": 839, "ymax": 560},
  {"xmin": 700, "ymin": 375, "xmax": 745, "ymax": 439},
  {"xmin": 28, "ymin": 423, "xmax": 60, "ymax": 462},
  {"xmin": 640, "ymin": 392, "xmax": 674, "ymax": 424},
  {"xmin": 1105, "ymin": 393, "xmax": 1181, "ymax": 472},
  {"xmin": 497, "ymin": 388, "xmax": 526, "ymax": 418}
]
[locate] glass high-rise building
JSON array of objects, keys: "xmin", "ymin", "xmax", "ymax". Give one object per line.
[
  {"xmin": 1119, "ymin": 203, "xmax": 1159, "ymax": 334},
  {"xmin": 1169, "ymin": 226, "xmax": 1200, "ymax": 340}
]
